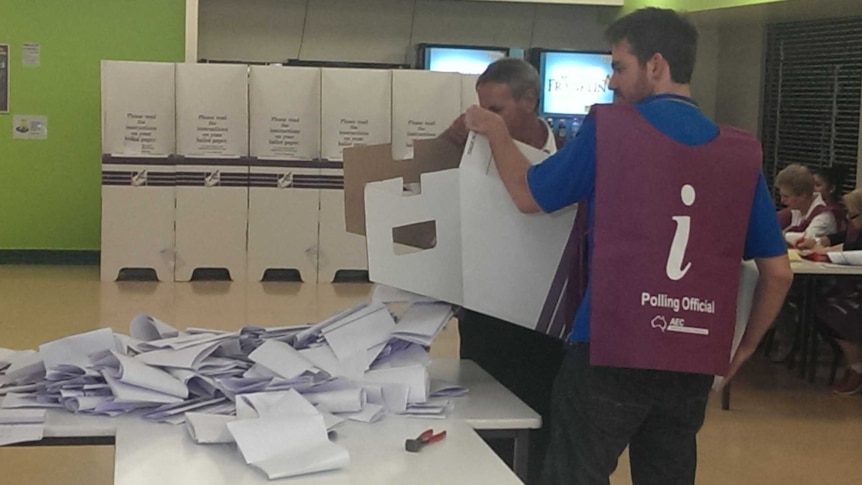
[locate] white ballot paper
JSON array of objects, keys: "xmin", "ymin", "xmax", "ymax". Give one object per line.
[
  {"xmin": 130, "ymin": 313, "xmax": 179, "ymax": 341},
  {"xmin": 227, "ymin": 414, "xmax": 349, "ymax": 479},
  {"xmin": 827, "ymin": 250, "xmax": 862, "ymax": 266},
  {"xmin": 39, "ymin": 328, "xmax": 118, "ymax": 379},
  {"xmin": 0, "ymin": 408, "xmax": 46, "ymax": 445},
  {"xmin": 185, "ymin": 412, "xmax": 237, "ymax": 444}
]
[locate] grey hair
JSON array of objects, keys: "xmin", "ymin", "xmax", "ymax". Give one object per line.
[{"xmin": 476, "ymin": 58, "xmax": 541, "ymax": 102}]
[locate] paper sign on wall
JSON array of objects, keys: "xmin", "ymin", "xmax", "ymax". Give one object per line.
[
  {"xmin": 12, "ymin": 115, "xmax": 47, "ymax": 139},
  {"xmin": 22, "ymin": 43, "xmax": 40, "ymax": 67}
]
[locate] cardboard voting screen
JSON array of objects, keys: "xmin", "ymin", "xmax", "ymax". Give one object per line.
[
  {"xmin": 249, "ymin": 66, "xmax": 321, "ymax": 160},
  {"xmin": 176, "ymin": 63, "xmax": 249, "ymax": 158},
  {"xmin": 101, "ymin": 61, "xmax": 175, "ymax": 157},
  {"xmin": 391, "ymin": 70, "xmax": 462, "ymax": 161}
]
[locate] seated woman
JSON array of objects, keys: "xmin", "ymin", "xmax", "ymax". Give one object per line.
[
  {"xmin": 776, "ymin": 164, "xmax": 838, "ymax": 246},
  {"xmin": 813, "ymin": 166, "xmax": 847, "ymax": 231},
  {"xmin": 796, "ymin": 188, "xmax": 862, "ymax": 394}
]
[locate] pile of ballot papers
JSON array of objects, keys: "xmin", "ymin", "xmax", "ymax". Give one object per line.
[{"xmin": 0, "ymin": 285, "xmax": 466, "ymax": 479}]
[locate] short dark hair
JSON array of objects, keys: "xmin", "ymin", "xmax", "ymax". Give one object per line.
[
  {"xmin": 476, "ymin": 58, "xmax": 540, "ymax": 102},
  {"xmin": 604, "ymin": 7, "xmax": 698, "ymax": 84}
]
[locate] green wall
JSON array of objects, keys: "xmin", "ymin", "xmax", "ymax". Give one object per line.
[
  {"xmin": 623, "ymin": 0, "xmax": 787, "ymax": 13},
  {"xmin": 0, "ymin": 0, "xmax": 184, "ymax": 250}
]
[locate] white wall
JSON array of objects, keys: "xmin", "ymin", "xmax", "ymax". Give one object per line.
[
  {"xmin": 691, "ymin": 27, "xmax": 719, "ymax": 119},
  {"xmin": 713, "ymin": 24, "xmax": 765, "ymax": 136},
  {"xmin": 198, "ymin": 0, "xmax": 616, "ymax": 64}
]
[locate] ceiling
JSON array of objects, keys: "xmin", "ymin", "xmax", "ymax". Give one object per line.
[{"xmin": 689, "ymin": 0, "xmax": 861, "ymax": 27}]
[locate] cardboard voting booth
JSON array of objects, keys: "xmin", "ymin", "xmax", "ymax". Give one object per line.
[
  {"xmin": 461, "ymin": 74, "xmax": 480, "ymax": 111},
  {"xmin": 318, "ymin": 68, "xmax": 392, "ymax": 280},
  {"xmin": 100, "ymin": 61, "xmax": 176, "ymax": 282},
  {"xmin": 174, "ymin": 63, "xmax": 249, "ymax": 282},
  {"xmin": 247, "ymin": 66, "xmax": 322, "ymax": 283},
  {"xmin": 353, "ymin": 133, "xmax": 576, "ymax": 330},
  {"xmin": 320, "ymin": 68, "xmax": 391, "ymax": 162},
  {"xmin": 391, "ymin": 70, "xmax": 462, "ymax": 160}
]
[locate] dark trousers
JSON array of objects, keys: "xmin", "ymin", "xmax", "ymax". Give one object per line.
[
  {"xmin": 458, "ymin": 310, "xmax": 566, "ymax": 484},
  {"xmin": 543, "ymin": 344, "xmax": 713, "ymax": 485}
]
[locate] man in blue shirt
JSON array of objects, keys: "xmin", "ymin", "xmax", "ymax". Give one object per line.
[{"xmin": 465, "ymin": 8, "xmax": 792, "ymax": 485}]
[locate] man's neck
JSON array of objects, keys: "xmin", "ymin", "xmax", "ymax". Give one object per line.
[
  {"xmin": 653, "ymin": 82, "xmax": 692, "ymax": 99},
  {"xmin": 512, "ymin": 116, "xmax": 547, "ymax": 151}
]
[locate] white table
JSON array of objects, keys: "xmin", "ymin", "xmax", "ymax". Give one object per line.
[
  {"xmin": 24, "ymin": 359, "xmax": 539, "ymax": 481},
  {"xmin": 788, "ymin": 260, "xmax": 862, "ymax": 381},
  {"xmin": 431, "ymin": 359, "xmax": 541, "ymax": 479},
  {"xmin": 114, "ymin": 416, "xmax": 521, "ymax": 485}
]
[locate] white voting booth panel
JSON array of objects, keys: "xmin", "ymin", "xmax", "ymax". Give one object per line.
[
  {"xmin": 247, "ymin": 164, "xmax": 321, "ymax": 283},
  {"xmin": 318, "ymin": 68, "xmax": 391, "ymax": 280},
  {"xmin": 318, "ymin": 179, "xmax": 369, "ymax": 283},
  {"xmin": 174, "ymin": 63, "xmax": 249, "ymax": 282},
  {"xmin": 100, "ymin": 61, "xmax": 176, "ymax": 282},
  {"xmin": 248, "ymin": 65, "xmax": 320, "ymax": 161},
  {"xmin": 320, "ymin": 68, "xmax": 391, "ymax": 162},
  {"xmin": 366, "ymin": 134, "xmax": 574, "ymax": 329},
  {"xmin": 461, "ymin": 74, "xmax": 480, "ymax": 111},
  {"xmin": 391, "ymin": 70, "xmax": 462, "ymax": 160},
  {"xmin": 247, "ymin": 66, "xmax": 322, "ymax": 283}
]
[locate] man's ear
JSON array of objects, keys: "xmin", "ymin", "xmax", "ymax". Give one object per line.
[
  {"xmin": 648, "ymin": 53, "xmax": 667, "ymax": 81},
  {"xmin": 521, "ymin": 88, "xmax": 539, "ymax": 111}
]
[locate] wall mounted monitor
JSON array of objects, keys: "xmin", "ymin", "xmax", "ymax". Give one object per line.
[
  {"xmin": 417, "ymin": 44, "xmax": 509, "ymax": 75},
  {"xmin": 530, "ymin": 49, "xmax": 614, "ymax": 116}
]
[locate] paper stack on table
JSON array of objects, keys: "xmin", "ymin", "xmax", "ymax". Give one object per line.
[{"xmin": 0, "ymin": 289, "xmax": 463, "ymax": 479}]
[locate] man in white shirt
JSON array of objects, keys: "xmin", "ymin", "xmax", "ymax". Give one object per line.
[{"xmin": 440, "ymin": 57, "xmax": 560, "ymax": 485}]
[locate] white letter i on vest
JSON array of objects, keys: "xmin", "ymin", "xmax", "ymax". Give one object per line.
[{"xmin": 666, "ymin": 184, "xmax": 695, "ymax": 281}]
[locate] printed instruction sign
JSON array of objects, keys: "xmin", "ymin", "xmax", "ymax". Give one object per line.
[
  {"xmin": 22, "ymin": 43, "xmax": 40, "ymax": 67},
  {"xmin": 12, "ymin": 115, "xmax": 48, "ymax": 139}
]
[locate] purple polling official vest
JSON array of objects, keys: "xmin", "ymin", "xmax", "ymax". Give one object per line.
[{"xmin": 590, "ymin": 103, "xmax": 761, "ymax": 376}]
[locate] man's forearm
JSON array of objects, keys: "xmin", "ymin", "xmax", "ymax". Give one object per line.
[{"xmin": 739, "ymin": 256, "xmax": 794, "ymax": 354}]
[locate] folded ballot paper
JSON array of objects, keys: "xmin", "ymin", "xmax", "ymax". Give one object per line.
[
  {"xmin": 0, "ymin": 291, "xmax": 462, "ymax": 479},
  {"xmin": 827, "ymin": 250, "xmax": 862, "ymax": 266}
]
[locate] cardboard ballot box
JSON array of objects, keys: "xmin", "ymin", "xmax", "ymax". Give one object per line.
[{"xmin": 346, "ymin": 134, "xmax": 576, "ymax": 331}]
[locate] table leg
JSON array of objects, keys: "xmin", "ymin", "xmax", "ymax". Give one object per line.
[
  {"xmin": 796, "ymin": 277, "xmax": 815, "ymax": 378},
  {"xmin": 721, "ymin": 383, "xmax": 731, "ymax": 411},
  {"xmin": 512, "ymin": 429, "xmax": 530, "ymax": 482},
  {"xmin": 476, "ymin": 429, "xmax": 530, "ymax": 482}
]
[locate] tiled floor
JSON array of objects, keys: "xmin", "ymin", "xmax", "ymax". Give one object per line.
[{"xmin": 1, "ymin": 265, "xmax": 861, "ymax": 484}]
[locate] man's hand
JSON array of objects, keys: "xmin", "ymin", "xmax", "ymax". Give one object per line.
[
  {"xmin": 441, "ymin": 113, "xmax": 469, "ymax": 147},
  {"xmin": 721, "ymin": 254, "xmax": 793, "ymax": 388},
  {"xmin": 464, "ymin": 105, "xmax": 509, "ymax": 142}
]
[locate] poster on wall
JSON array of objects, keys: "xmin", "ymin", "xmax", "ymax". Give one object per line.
[
  {"xmin": 0, "ymin": 44, "xmax": 9, "ymax": 113},
  {"xmin": 12, "ymin": 115, "xmax": 48, "ymax": 139}
]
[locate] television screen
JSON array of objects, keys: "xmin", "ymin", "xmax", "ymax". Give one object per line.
[
  {"xmin": 538, "ymin": 51, "xmax": 613, "ymax": 116},
  {"xmin": 420, "ymin": 45, "xmax": 509, "ymax": 75}
]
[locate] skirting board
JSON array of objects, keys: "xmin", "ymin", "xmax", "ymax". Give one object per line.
[{"xmin": 0, "ymin": 250, "xmax": 100, "ymax": 265}]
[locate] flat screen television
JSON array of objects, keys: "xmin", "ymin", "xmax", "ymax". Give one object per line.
[
  {"xmin": 530, "ymin": 49, "xmax": 614, "ymax": 116},
  {"xmin": 417, "ymin": 44, "xmax": 509, "ymax": 75}
]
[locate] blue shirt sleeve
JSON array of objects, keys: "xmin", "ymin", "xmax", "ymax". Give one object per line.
[
  {"xmin": 526, "ymin": 116, "xmax": 597, "ymax": 213},
  {"xmin": 743, "ymin": 173, "xmax": 787, "ymax": 259}
]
